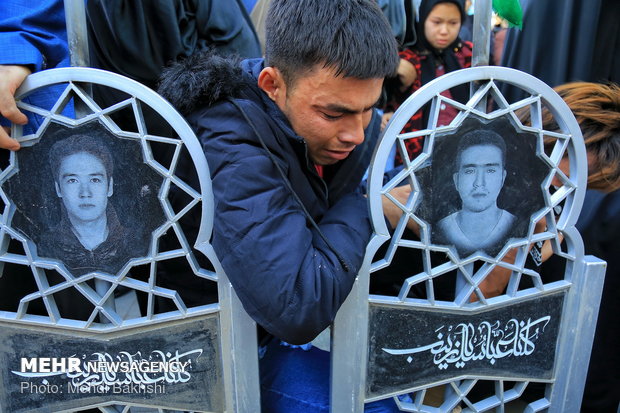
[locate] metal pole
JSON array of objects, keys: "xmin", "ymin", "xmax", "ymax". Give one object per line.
[
  {"xmin": 548, "ymin": 255, "xmax": 607, "ymax": 412},
  {"xmin": 471, "ymin": 0, "xmax": 493, "ymax": 67},
  {"xmin": 63, "ymin": 0, "xmax": 90, "ymax": 68},
  {"xmin": 63, "ymin": 0, "xmax": 93, "ymax": 114},
  {"xmin": 471, "ymin": 0, "xmax": 493, "ymax": 105}
]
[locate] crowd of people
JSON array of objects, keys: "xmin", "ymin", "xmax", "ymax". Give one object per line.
[{"xmin": 0, "ymin": 0, "xmax": 618, "ymax": 412}]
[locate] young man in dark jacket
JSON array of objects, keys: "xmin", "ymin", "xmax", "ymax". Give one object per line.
[{"xmin": 159, "ymin": 0, "xmax": 399, "ymax": 410}]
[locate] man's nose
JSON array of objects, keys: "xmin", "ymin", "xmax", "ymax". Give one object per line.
[
  {"xmin": 79, "ymin": 183, "xmax": 92, "ymax": 197},
  {"xmin": 338, "ymin": 114, "xmax": 366, "ymax": 146},
  {"xmin": 474, "ymin": 170, "xmax": 485, "ymax": 187}
]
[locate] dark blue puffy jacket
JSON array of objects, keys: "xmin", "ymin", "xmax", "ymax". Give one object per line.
[{"xmin": 160, "ymin": 55, "xmax": 378, "ymax": 344}]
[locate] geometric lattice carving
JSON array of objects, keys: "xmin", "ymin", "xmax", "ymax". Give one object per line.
[
  {"xmin": 0, "ymin": 68, "xmax": 217, "ymax": 331},
  {"xmin": 0, "ymin": 68, "xmax": 259, "ymax": 413},
  {"xmin": 365, "ymin": 67, "xmax": 587, "ymax": 412}
]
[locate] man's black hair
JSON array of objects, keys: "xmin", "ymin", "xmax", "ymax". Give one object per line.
[
  {"xmin": 49, "ymin": 133, "xmax": 114, "ymax": 182},
  {"xmin": 264, "ymin": 0, "xmax": 399, "ymax": 85},
  {"xmin": 455, "ymin": 128, "xmax": 507, "ymax": 171}
]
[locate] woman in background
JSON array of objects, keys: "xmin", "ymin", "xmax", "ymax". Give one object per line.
[{"xmin": 382, "ymin": 0, "xmax": 472, "ymax": 164}]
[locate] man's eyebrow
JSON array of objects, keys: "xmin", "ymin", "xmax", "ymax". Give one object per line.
[
  {"xmin": 321, "ymin": 98, "xmax": 381, "ymax": 115},
  {"xmin": 60, "ymin": 172, "xmax": 105, "ymax": 178},
  {"xmin": 461, "ymin": 162, "xmax": 502, "ymax": 168}
]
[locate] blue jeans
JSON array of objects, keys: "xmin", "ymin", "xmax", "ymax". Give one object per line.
[{"xmin": 260, "ymin": 340, "xmax": 401, "ymax": 413}]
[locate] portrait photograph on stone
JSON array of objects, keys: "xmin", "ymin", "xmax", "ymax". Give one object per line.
[
  {"xmin": 424, "ymin": 116, "xmax": 548, "ymax": 258},
  {"xmin": 4, "ymin": 121, "xmax": 164, "ymax": 276},
  {"xmin": 436, "ymin": 129, "xmax": 516, "ymax": 256}
]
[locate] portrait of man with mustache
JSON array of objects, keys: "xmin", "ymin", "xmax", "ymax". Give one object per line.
[{"xmin": 437, "ymin": 129, "xmax": 516, "ymax": 256}]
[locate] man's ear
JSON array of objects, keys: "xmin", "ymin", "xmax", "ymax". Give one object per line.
[
  {"xmin": 453, "ymin": 172, "xmax": 458, "ymax": 188},
  {"xmin": 107, "ymin": 177, "xmax": 114, "ymax": 197},
  {"xmin": 55, "ymin": 181, "xmax": 62, "ymax": 198},
  {"xmin": 502, "ymin": 169, "xmax": 507, "ymax": 186},
  {"xmin": 257, "ymin": 67, "xmax": 286, "ymax": 104}
]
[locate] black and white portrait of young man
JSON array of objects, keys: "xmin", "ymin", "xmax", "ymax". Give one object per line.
[
  {"xmin": 37, "ymin": 133, "xmax": 128, "ymax": 273},
  {"xmin": 417, "ymin": 116, "xmax": 549, "ymax": 258},
  {"xmin": 436, "ymin": 129, "xmax": 516, "ymax": 256},
  {"xmin": 4, "ymin": 122, "xmax": 165, "ymax": 276}
]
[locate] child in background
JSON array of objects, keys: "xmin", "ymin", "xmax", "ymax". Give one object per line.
[{"xmin": 383, "ymin": 0, "xmax": 472, "ymax": 164}]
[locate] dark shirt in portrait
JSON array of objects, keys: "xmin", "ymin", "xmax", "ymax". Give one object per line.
[{"xmin": 38, "ymin": 205, "xmax": 146, "ymax": 276}]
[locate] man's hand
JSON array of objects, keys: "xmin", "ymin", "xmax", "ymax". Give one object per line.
[
  {"xmin": 381, "ymin": 111, "xmax": 393, "ymax": 131},
  {"xmin": 382, "ymin": 185, "xmax": 421, "ymax": 236},
  {"xmin": 0, "ymin": 65, "xmax": 32, "ymax": 150},
  {"xmin": 472, "ymin": 247, "xmax": 517, "ymax": 301}
]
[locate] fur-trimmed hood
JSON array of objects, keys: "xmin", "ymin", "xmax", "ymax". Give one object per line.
[
  {"xmin": 158, "ymin": 53, "xmax": 301, "ymax": 150},
  {"xmin": 157, "ymin": 50, "xmax": 251, "ymax": 117}
]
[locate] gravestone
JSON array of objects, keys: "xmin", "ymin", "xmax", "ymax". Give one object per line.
[
  {"xmin": 0, "ymin": 68, "xmax": 260, "ymax": 412},
  {"xmin": 331, "ymin": 66, "xmax": 606, "ymax": 412}
]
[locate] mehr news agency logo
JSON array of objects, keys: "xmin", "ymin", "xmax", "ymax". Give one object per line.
[{"xmin": 12, "ymin": 349, "xmax": 203, "ymax": 395}]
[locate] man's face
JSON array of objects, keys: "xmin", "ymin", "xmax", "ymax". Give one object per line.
[
  {"xmin": 424, "ymin": 3, "xmax": 462, "ymax": 51},
  {"xmin": 268, "ymin": 66, "xmax": 384, "ymax": 166},
  {"xmin": 453, "ymin": 144, "xmax": 506, "ymax": 212},
  {"xmin": 55, "ymin": 152, "xmax": 113, "ymax": 224}
]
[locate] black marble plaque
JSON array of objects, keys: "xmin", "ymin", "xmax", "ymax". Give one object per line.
[
  {"xmin": 366, "ymin": 292, "xmax": 564, "ymax": 399},
  {"xmin": 0, "ymin": 315, "xmax": 223, "ymax": 412}
]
